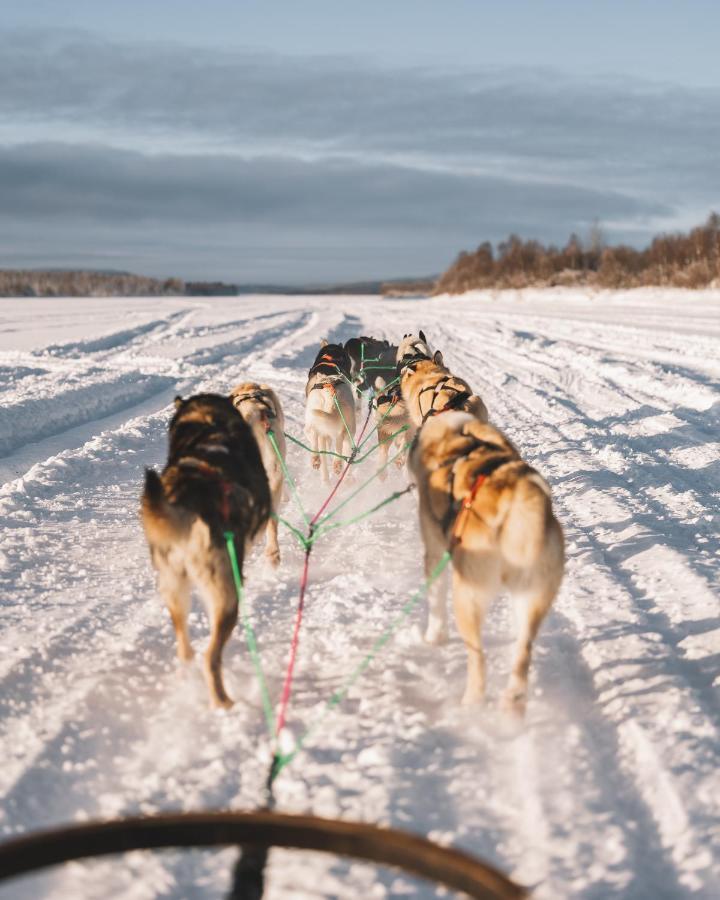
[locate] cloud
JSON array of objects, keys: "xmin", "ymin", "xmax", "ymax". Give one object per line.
[{"xmin": 0, "ymin": 27, "xmax": 718, "ymax": 279}]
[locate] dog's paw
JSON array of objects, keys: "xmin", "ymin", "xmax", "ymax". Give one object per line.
[
  {"xmin": 499, "ymin": 686, "xmax": 527, "ymax": 717},
  {"xmin": 332, "ymin": 458, "xmax": 343, "ymax": 475},
  {"xmin": 177, "ymin": 647, "xmax": 195, "ymax": 663},
  {"xmin": 311, "ymin": 455, "xmax": 321, "ymax": 470},
  {"xmin": 212, "ymin": 694, "xmax": 235, "ymax": 710},
  {"xmin": 378, "ymin": 468, "xmax": 388, "ymax": 482},
  {"xmin": 424, "ymin": 625, "xmax": 448, "ymax": 646}
]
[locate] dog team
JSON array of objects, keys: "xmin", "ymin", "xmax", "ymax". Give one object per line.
[{"xmin": 141, "ymin": 331, "xmax": 564, "ymax": 714}]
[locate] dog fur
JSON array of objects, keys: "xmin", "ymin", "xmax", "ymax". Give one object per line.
[
  {"xmin": 409, "ymin": 411, "xmax": 564, "ymax": 714},
  {"xmin": 230, "ymin": 381, "xmax": 286, "ymax": 567},
  {"xmin": 373, "ymin": 376, "xmax": 413, "ymax": 479},
  {"xmin": 141, "ymin": 394, "xmax": 270, "ymax": 708},
  {"xmin": 397, "ymin": 332, "xmax": 489, "ymax": 427},
  {"xmin": 304, "ymin": 340, "xmax": 356, "ymax": 481},
  {"xmin": 345, "ymin": 336, "xmax": 398, "ymax": 393}
]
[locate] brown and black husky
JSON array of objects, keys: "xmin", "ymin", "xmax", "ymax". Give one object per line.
[{"xmin": 141, "ymin": 394, "xmax": 270, "ymax": 708}]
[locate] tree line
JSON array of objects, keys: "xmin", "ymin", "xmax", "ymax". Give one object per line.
[
  {"xmin": 0, "ymin": 270, "xmax": 186, "ymax": 298},
  {"xmin": 433, "ymin": 214, "xmax": 720, "ymax": 294}
]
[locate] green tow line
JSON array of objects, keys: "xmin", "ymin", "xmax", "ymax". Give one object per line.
[{"xmin": 222, "ymin": 371, "xmax": 437, "ymax": 790}]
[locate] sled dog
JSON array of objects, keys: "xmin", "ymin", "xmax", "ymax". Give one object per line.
[
  {"xmin": 409, "ymin": 411, "xmax": 564, "ymax": 713},
  {"xmin": 141, "ymin": 394, "xmax": 270, "ymax": 708},
  {"xmin": 397, "ymin": 331, "xmax": 489, "ymax": 426},
  {"xmin": 345, "ymin": 336, "xmax": 398, "ymax": 393},
  {"xmin": 305, "ymin": 340, "xmax": 356, "ymax": 481},
  {"xmin": 373, "ymin": 376, "xmax": 413, "ymax": 479},
  {"xmin": 230, "ymin": 381, "xmax": 286, "ymax": 567}
]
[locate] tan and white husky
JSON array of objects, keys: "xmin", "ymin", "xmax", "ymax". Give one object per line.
[
  {"xmin": 373, "ymin": 376, "xmax": 413, "ymax": 479},
  {"xmin": 230, "ymin": 381, "xmax": 286, "ymax": 567},
  {"xmin": 408, "ymin": 410, "xmax": 564, "ymax": 714},
  {"xmin": 304, "ymin": 341, "xmax": 356, "ymax": 482},
  {"xmin": 396, "ymin": 332, "xmax": 489, "ymax": 426}
]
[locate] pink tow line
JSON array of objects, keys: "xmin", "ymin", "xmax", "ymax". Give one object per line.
[{"xmin": 274, "ymin": 402, "xmax": 374, "ymax": 740}]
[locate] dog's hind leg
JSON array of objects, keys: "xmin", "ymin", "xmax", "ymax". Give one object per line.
[
  {"xmin": 451, "ymin": 567, "xmax": 494, "ymax": 705},
  {"xmin": 422, "ymin": 534, "xmax": 450, "ymax": 645},
  {"xmin": 156, "ymin": 556, "xmax": 194, "ymax": 662},
  {"xmin": 333, "ymin": 431, "xmax": 345, "ymax": 475},
  {"xmin": 376, "ymin": 433, "xmax": 389, "ymax": 481},
  {"xmin": 308, "ymin": 428, "xmax": 321, "ymax": 472},
  {"xmin": 193, "ymin": 551, "xmax": 238, "ymax": 708},
  {"xmin": 264, "ymin": 515, "xmax": 280, "ymax": 567},
  {"xmin": 501, "ymin": 585, "xmax": 554, "ymax": 715},
  {"xmin": 320, "ymin": 435, "xmax": 331, "ymax": 482}
]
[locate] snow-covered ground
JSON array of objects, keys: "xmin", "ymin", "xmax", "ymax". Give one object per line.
[{"xmin": 0, "ymin": 289, "xmax": 718, "ymax": 899}]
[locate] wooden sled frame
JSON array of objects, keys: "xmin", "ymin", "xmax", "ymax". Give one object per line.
[{"xmin": 0, "ymin": 810, "xmax": 527, "ymax": 899}]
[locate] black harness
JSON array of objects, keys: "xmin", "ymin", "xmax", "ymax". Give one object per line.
[
  {"xmin": 435, "ymin": 438, "xmax": 523, "ymax": 534},
  {"xmin": 232, "ymin": 391, "xmax": 277, "ymax": 422},
  {"xmin": 374, "ymin": 380, "xmax": 402, "ymax": 409},
  {"xmin": 417, "ymin": 378, "xmax": 472, "ymax": 423}
]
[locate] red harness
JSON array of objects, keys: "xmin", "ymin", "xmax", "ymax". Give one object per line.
[{"xmin": 451, "ymin": 473, "xmax": 487, "ymax": 546}]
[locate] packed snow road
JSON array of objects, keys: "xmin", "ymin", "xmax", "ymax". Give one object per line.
[{"xmin": 0, "ymin": 290, "xmax": 718, "ymax": 899}]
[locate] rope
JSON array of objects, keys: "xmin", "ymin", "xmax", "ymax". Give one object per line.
[
  {"xmin": 310, "ymin": 402, "xmax": 373, "ymax": 525},
  {"xmin": 271, "ymin": 551, "xmax": 452, "ymax": 777},
  {"xmin": 268, "ymin": 429, "xmax": 309, "ymax": 527},
  {"xmin": 310, "ymin": 485, "xmax": 413, "ymax": 543},
  {"xmin": 274, "ymin": 532, "xmax": 313, "ymax": 742},
  {"xmin": 224, "ymin": 532, "xmax": 276, "ymax": 739},
  {"xmin": 331, "ymin": 390, "xmax": 357, "ymax": 450},
  {"xmin": 314, "ymin": 441, "xmax": 411, "ymax": 529}
]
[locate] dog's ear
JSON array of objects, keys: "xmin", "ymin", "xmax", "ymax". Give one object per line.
[
  {"xmin": 174, "ymin": 395, "xmax": 184, "ymax": 410},
  {"xmin": 419, "ymin": 329, "xmax": 427, "ymax": 343},
  {"xmin": 433, "ymin": 350, "xmax": 444, "ymax": 366},
  {"xmin": 320, "ymin": 338, "xmax": 329, "ymax": 347}
]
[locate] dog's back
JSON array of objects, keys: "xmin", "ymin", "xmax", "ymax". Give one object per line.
[
  {"xmin": 401, "ymin": 358, "xmax": 489, "ymax": 426},
  {"xmin": 142, "ymin": 394, "xmax": 270, "ymax": 551}
]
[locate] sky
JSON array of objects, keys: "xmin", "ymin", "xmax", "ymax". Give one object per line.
[{"xmin": 1, "ymin": 1, "xmax": 720, "ymax": 283}]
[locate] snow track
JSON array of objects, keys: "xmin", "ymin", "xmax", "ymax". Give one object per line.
[{"xmin": 0, "ymin": 290, "xmax": 718, "ymax": 899}]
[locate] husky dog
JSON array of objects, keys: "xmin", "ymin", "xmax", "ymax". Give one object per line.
[
  {"xmin": 141, "ymin": 394, "xmax": 270, "ymax": 708},
  {"xmin": 305, "ymin": 340, "xmax": 356, "ymax": 481},
  {"xmin": 409, "ymin": 411, "xmax": 564, "ymax": 713},
  {"xmin": 373, "ymin": 376, "xmax": 413, "ymax": 479},
  {"xmin": 397, "ymin": 331, "xmax": 489, "ymax": 426},
  {"xmin": 345, "ymin": 336, "xmax": 398, "ymax": 393},
  {"xmin": 230, "ymin": 381, "xmax": 286, "ymax": 567}
]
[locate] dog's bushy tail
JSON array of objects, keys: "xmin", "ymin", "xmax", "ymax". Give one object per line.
[
  {"xmin": 499, "ymin": 475, "xmax": 554, "ymax": 570},
  {"xmin": 143, "ymin": 468, "xmax": 165, "ymax": 508}
]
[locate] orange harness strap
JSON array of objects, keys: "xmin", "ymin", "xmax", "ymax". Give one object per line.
[{"xmin": 451, "ymin": 473, "xmax": 487, "ymax": 546}]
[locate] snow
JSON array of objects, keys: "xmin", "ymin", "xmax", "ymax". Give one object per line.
[{"xmin": 0, "ymin": 288, "xmax": 718, "ymax": 899}]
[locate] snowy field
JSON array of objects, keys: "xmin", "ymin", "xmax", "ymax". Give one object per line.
[{"xmin": 0, "ymin": 289, "xmax": 718, "ymax": 899}]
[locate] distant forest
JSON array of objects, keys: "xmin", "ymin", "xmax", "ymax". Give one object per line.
[
  {"xmin": 433, "ymin": 214, "xmax": 720, "ymax": 294},
  {"xmin": 3, "ymin": 215, "xmax": 720, "ymax": 297},
  {"xmin": 0, "ymin": 270, "xmax": 185, "ymax": 298}
]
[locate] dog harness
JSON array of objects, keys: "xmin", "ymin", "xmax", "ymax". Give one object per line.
[
  {"xmin": 308, "ymin": 352, "xmax": 351, "ymax": 381},
  {"xmin": 417, "ymin": 378, "xmax": 473, "ymax": 423},
  {"xmin": 374, "ymin": 380, "xmax": 402, "ymax": 410},
  {"xmin": 433, "ymin": 436, "xmax": 517, "ymax": 542},
  {"xmin": 309, "ymin": 376, "xmax": 343, "ymax": 395},
  {"xmin": 232, "ymin": 391, "xmax": 277, "ymax": 432}
]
